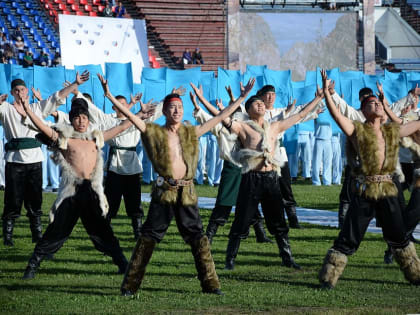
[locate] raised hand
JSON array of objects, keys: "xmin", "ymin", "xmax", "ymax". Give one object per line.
[
  {"xmin": 328, "ymin": 80, "xmax": 336, "ymax": 95},
  {"xmin": 216, "ymin": 99, "xmax": 225, "ymax": 110},
  {"xmin": 0, "ymin": 93, "xmax": 8, "ymax": 103},
  {"xmin": 240, "ymin": 77, "xmax": 256, "ymax": 98},
  {"xmin": 285, "ymin": 98, "xmax": 296, "ymax": 114},
  {"xmin": 140, "ymin": 98, "xmax": 157, "ymax": 115},
  {"xmin": 130, "ymin": 93, "xmax": 142, "ymax": 106},
  {"xmin": 31, "ymin": 87, "xmax": 42, "ymax": 101},
  {"xmin": 376, "ymin": 81, "xmax": 384, "ymax": 96},
  {"xmin": 97, "ymin": 73, "xmax": 110, "ymax": 97},
  {"xmin": 190, "ymin": 91, "xmax": 199, "ymax": 110},
  {"xmin": 75, "ymin": 70, "xmax": 89, "ymax": 85},
  {"xmin": 172, "ymin": 86, "xmax": 186, "ymax": 96},
  {"xmin": 316, "ymin": 84, "xmax": 325, "ymax": 98},
  {"xmin": 320, "ymin": 69, "xmax": 331, "ymax": 90},
  {"xmin": 190, "ymin": 82, "xmax": 202, "ymax": 97},
  {"xmin": 225, "ymin": 85, "xmax": 235, "ymax": 103}
]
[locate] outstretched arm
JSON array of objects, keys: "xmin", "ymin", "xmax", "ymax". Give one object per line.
[
  {"xmin": 194, "ymin": 78, "xmax": 255, "ymax": 137},
  {"xmin": 400, "ymin": 120, "xmax": 420, "ymax": 138},
  {"xmin": 319, "ymin": 69, "xmax": 355, "ymax": 137},
  {"xmin": 378, "ymin": 89, "xmax": 403, "ymax": 124},
  {"xmin": 103, "ymin": 119, "xmax": 133, "ymax": 142},
  {"xmin": 98, "ymin": 73, "xmax": 146, "ymax": 133},
  {"xmin": 58, "ymin": 70, "xmax": 89, "ymax": 100},
  {"xmin": 19, "ymin": 94, "xmax": 58, "ymax": 141}
]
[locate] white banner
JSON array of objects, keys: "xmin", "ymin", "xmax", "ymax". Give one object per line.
[{"xmin": 59, "ymin": 14, "xmax": 148, "ymax": 83}]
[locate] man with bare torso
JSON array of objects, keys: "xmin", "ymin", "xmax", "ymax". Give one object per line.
[
  {"xmin": 223, "ymin": 91, "xmax": 322, "ymax": 271},
  {"xmin": 21, "ymin": 72, "xmax": 134, "ymax": 280},
  {"xmin": 318, "ymin": 69, "xmax": 420, "ymax": 289},
  {"xmin": 107, "ymin": 76, "xmax": 255, "ymax": 296}
]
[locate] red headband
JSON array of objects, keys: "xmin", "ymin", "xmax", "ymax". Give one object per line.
[
  {"xmin": 163, "ymin": 97, "xmax": 182, "ymax": 108},
  {"xmin": 361, "ymin": 95, "xmax": 377, "ymax": 109}
]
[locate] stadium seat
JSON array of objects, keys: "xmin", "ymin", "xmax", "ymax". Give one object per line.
[
  {"xmin": 84, "ymin": 4, "xmax": 93, "ymax": 12},
  {"xmin": 76, "ymin": 11, "xmax": 84, "ymax": 15},
  {"xmin": 21, "ymin": 15, "xmax": 30, "ymax": 22},
  {"xmin": 98, "ymin": 5, "xmax": 105, "ymax": 12},
  {"xmin": 59, "ymin": 3, "xmax": 67, "ymax": 10},
  {"xmin": 67, "ymin": 0, "xmax": 74, "ymax": 4},
  {"xmin": 93, "ymin": 0, "xmax": 101, "ymax": 5},
  {"xmin": 9, "ymin": 59, "xmax": 18, "ymax": 65},
  {"xmin": 0, "ymin": 2, "xmax": 5, "ymax": 9},
  {"xmin": 54, "ymin": 0, "xmax": 62, "ymax": 3},
  {"xmin": 89, "ymin": 11, "xmax": 97, "ymax": 16},
  {"xmin": 71, "ymin": 4, "xmax": 79, "ymax": 11},
  {"xmin": 16, "ymin": 8, "xmax": 25, "ymax": 15},
  {"xmin": 11, "ymin": 2, "xmax": 19, "ymax": 9},
  {"xmin": 24, "ymin": 20, "xmax": 33, "ymax": 28},
  {"xmin": 3, "ymin": 7, "xmax": 11, "ymax": 14},
  {"xmin": 18, "ymin": 52, "xmax": 24, "ymax": 60},
  {"xmin": 63, "ymin": 10, "xmax": 71, "ymax": 14},
  {"xmin": 44, "ymin": 3, "xmax": 50, "ymax": 10},
  {"xmin": 25, "ymin": 2, "xmax": 33, "ymax": 9},
  {"xmin": 37, "ymin": 40, "xmax": 46, "ymax": 49},
  {"xmin": 10, "ymin": 20, "xmax": 18, "ymax": 28},
  {"xmin": 80, "ymin": 0, "xmax": 88, "ymax": 5}
]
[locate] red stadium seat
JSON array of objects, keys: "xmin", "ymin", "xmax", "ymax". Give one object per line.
[
  {"xmin": 89, "ymin": 11, "xmax": 97, "ymax": 16},
  {"xmin": 93, "ymin": 0, "xmax": 101, "ymax": 5},
  {"xmin": 76, "ymin": 11, "xmax": 84, "ymax": 16},
  {"xmin": 66, "ymin": 0, "xmax": 74, "ymax": 4},
  {"xmin": 84, "ymin": 4, "xmax": 92, "ymax": 12},
  {"xmin": 63, "ymin": 10, "xmax": 70, "ymax": 14},
  {"xmin": 80, "ymin": 0, "xmax": 88, "ymax": 5},
  {"xmin": 44, "ymin": 3, "xmax": 50, "ymax": 10},
  {"xmin": 97, "ymin": 5, "xmax": 104, "ymax": 12},
  {"xmin": 58, "ymin": 3, "xmax": 67, "ymax": 10},
  {"xmin": 71, "ymin": 4, "xmax": 79, "ymax": 11},
  {"xmin": 53, "ymin": 0, "xmax": 62, "ymax": 4}
]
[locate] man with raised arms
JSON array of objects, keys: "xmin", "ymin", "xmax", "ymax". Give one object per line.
[
  {"xmin": 223, "ymin": 89, "xmax": 323, "ymax": 271},
  {"xmin": 21, "ymin": 72, "xmax": 133, "ymax": 279},
  {"xmin": 107, "ymin": 76, "xmax": 255, "ymax": 296},
  {"xmin": 318, "ymin": 69, "xmax": 420, "ymax": 289}
]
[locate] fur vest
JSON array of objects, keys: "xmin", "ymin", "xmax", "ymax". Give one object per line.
[
  {"xmin": 232, "ymin": 120, "xmax": 283, "ymax": 175},
  {"xmin": 352, "ymin": 121, "xmax": 400, "ymax": 200},
  {"xmin": 141, "ymin": 123, "xmax": 199, "ymax": 205},
  {"xmin": 49, "ymin": 123, "xmax": 108, "ymax": 222}
]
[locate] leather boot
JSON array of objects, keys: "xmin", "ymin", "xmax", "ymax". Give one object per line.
[
  {"xmin": 29, "ymin": 216, "xmax": 43, "ymax": 243},
  {"xmin": 338, "ymin": 202, "xmax": 349, "ymax": 229},
  {"xmin": 190, "ymin": 236, "xmax": 223, "ymax": 295},
  {"xmin": 2, "ymin": 219, "xmax": 15, "ymax": 246},
  {"xmin": 224, "ymin": 237, "xmax": 241, "ymax": 270},
  {"xmin": 23, "ymin": 252, "xmax": 44, "ymax": 279},
  {"xmin": 285, "ymin": 207, "xmax": 301, "ymax": 229},
  {"xmin": 131, "ymin": 217, "xmax": 142, "ymax": 241},
  {"xmin": 253, "ymin": 220, "xmax": 273, "ymax": 243},
  {"xmin": 121, "ymin": 237, "xmax": 156, "ymax": 296},
  {"xmin": 275, "ymin": 234, "xmax": 301, "ymax": 269},
  {"xmin": 205, "ymin": 221, "xmax": 219, "ymax": 244},
  {"xmin": 113, "ymin": 252, "xmax": 129, "ymax": 274}
]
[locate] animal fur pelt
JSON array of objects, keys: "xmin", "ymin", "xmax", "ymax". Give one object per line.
[
  {"xmin": 400, "ymin": 136, "xmax": 420, "ymax": 160},
  {"xmin": 141, "ymin": 123, "xmax": 199, "ymax": 206},
  {"xmin": 232, "ymin": 120, "xmax": 284, "ymax": 175},
  {"xmin": 318, "ymin": 248, "xmax": 348, "ymax": 288},
  {"xmin": 392, "ymin": 242, "xmax": 420, "ymax": 285},
  {"xmin": 49, "ymin": 123, "xmax": 108, "ymax": 222},
  {"xmin": 352, "ymin": 122, "xmax": 400, "ymax": 200}
]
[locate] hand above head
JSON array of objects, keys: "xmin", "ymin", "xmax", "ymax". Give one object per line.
[
  {"xmin": 328, "ymin": 80, "xmax": 336, "ymax": 95},
  {"xmin": 140, "ymin": 98, "xmax": 156, "ymax": 115},
  {"xmin": 0, "ymin": 93, "xmax": 8, "ymax": 103},
  {"xmin": 216, "ymin": 99, "xmax": 225, "ymax": 111},
  {"xmin": 63, "ymin": 80, "xmax": 78, "ymax": 95},
  {"xmin": 320, "ymin": 69, "xmax": 331, "ymax": 91},
  {"xmin": 172, "ymin": 86, "xmax": 186, "ymax": 96},
  {"xmin": 225, "ymin": 85, "xmax": 235, "ymax": 103},
  {"xmin": 190, "ymin": 83, "xmax": 202, "ymax": 97},
  {"xmin": 239, "ymin": 78, "xmax": 256, "ymax": 98},
  {"xmin": 190, "ymin": 91, "xmax": 199, "ymax": 110},
  {"xmin": 286, "ymin": 98, "xmax": 296, "ymax": 114},
  {"xmin": 75, "ymin": 70, "xmax": 89, "ymax": 86},
  {"xmin": 410, "ymin": 83, "xmax": 420, "ymax": 96},
  {"xmin": 316, "ymin": 84, "xmax": 325, "ymax": 98},
  {"xmin": 31, "ymin": 87, "xmax": 42, "ymax": 101},
  {"xmin": 97, "ymin": 73, "xmax": 110, "ymax": 97},
  {"xmin": 376, "ymin": 81, "xmax": 384, "ymax": 96},
  {"xmin": 130, "ymin": 93, "xmax": 142, "ymax": 106}
]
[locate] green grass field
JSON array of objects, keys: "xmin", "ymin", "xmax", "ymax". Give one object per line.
[{"xmin": 1, "ymin": 182, "xmax": 419, "ymax": 314}]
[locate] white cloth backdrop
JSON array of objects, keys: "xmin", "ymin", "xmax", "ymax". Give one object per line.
[{"xmin": 59, "ymin": 14, "xmax": 149, "ymax": 83}]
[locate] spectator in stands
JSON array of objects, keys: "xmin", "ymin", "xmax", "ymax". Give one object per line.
[
  {"xmin": 3, "ymin": 43, "xmax": 15, "ymax": 61},
  {"xmin": 102, "ymin": 2, "xmax": 114, "ymax": 17},
  {"xmin": 0, "ymin": 34, "xmax": 9, "ymax": 54},
  {"xmin": 12, "ymin": 27, "xmax": 23, "ymax": 41},
  {"xmin": 37, "ymin": 51, "xmax": 50, "ymax": 67},
  {"xmin": 182, "ymin": 49, "xmax": 192, "ymax": 65},
  {"xmin": 114, "ymin": 1, "xmax": 126, "ymax": 18},
  {"xmin": 14, "ymin": 37, "xmax": 25, "ymax": 54},
  {"xmin": 52, "ymin": 52, "xmax": 61, "ymax": 66},
  {"xmin": 193, "ymin": 48, "xmax": 204, "ymax": 65},
  {"xmin": 22, "ymin": 50, "xmax": 34, "ymax": 68}
]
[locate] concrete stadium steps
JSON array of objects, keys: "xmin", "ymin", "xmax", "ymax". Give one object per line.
[
  {"xmin": 128, "ymin": 0, "xmax": 227, "ymax": 73},
  {"xmin": 401, "ymin": 0, "xmax": 420, "ymax": 34}
]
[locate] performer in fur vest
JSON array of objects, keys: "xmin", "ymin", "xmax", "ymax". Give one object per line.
[
  {"xmin": 222, "ymin": 89, "xmax": 323, "ymax": 271},
  {"xmin": 319, "ymin": 69, "xmax": 420, "ymax": 289},
  {"xmin": 21, "ymin": 71, "xmax": 133, "ymax": 280},
  {"xmin": 109, "ymin": 74, "xmax": 256, "ymax": 296}
]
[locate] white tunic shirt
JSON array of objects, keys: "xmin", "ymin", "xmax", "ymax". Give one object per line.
[{"xmin": 0, "ymin": 92, "xmax": 65, "ymax": 163}]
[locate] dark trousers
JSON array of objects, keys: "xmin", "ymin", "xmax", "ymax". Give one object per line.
[
  {"xmin": 401, "ymin": 162, "xmax": 415, "ymax": 191},
  {"xmin": 32, "ymin": 180, "xmax": 124, "ymax": 259},
  {"xmin": 333, "ymin": 193, "xmax": 409, "ymax": 255},
  {"xmin": 141, "ymin": 188, "xmax": 204, "ymax": 244},
  {"xmin": 2, "ymin": 162, "xmax": 42, "ymax": 220},
  {"xmin": 404, "ymin": 187, "xmax": 420, "ymax": 236},
  {"xmin": 339, "ymin": 165, "xmax": 352, "ymax": 205},
  {"xmin": 229, "ymin": 171, "xmax": 289, "ymax": 239},
  {"xmin": 279, "ymin": 162, "xmax": 297, "ymax": 208},
  {"xmin": 104, "ymin": 171, "xmax": 143, "ymax": 219}
]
